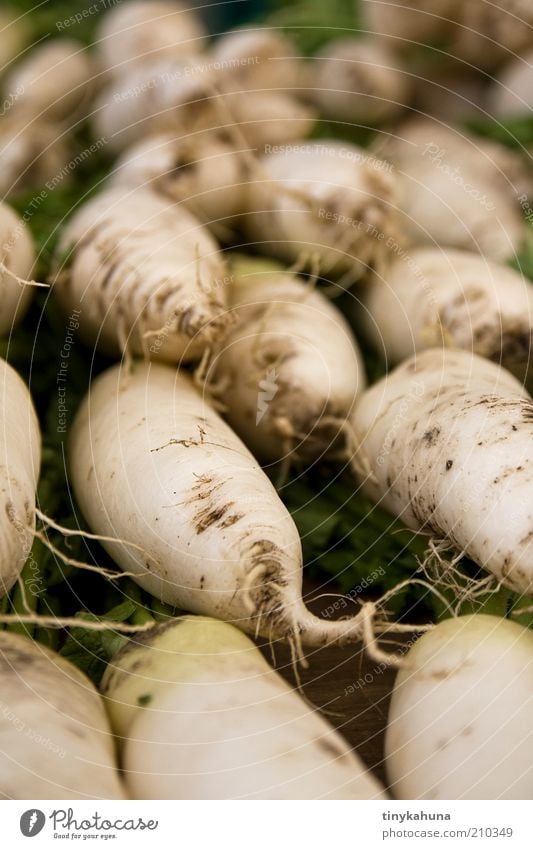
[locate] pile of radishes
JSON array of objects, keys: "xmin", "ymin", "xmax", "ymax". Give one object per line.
[{"xmin": 0, "ymin": 0, "xmax": 533, "ymax": 802}]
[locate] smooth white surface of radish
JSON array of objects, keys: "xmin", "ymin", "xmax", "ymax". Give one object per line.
[
  {"xmin": 351, "ymin": 348, "xmax": 533, "ymax": 594},
  {"xmin": 386, "ymin": 614, "xmax": 533, "ymax": 799},
  {"xmin": 363, "ymin": 248, "xmax": 533, "ymax": 376},
  {"xmin": 69, "ymin": 361, "xmax": 374, "ymax": 647},
  {"xmin": 52, "ymin": 186, "xmax": 229, "ymax": 362},
  {"xmin": 5, "ymin": 39, "xmax": 94, "ymax": 122},
  {"xmin": 383, "ymin": 119, "xmax": 526, "ymax": 261},
  {"xmin": 0, "ymin": 358, "xmax": 40, "ymax": 596},
  {"xmin": 311, "ymin": 39, "xmax": 410, "ymax": 123},
  {"xmin": 102, "ymin": 616, "xmax": 386, "ymax": 799},
  {"xmin": 212, "ymin": 255, "xmax": 366, "ymax": 462},
  {"xmin": 112, "ymin": 133, "xmax": 248, "ymax": 233},
  {"xmin": 0, "ymin": 631, "xmax": 125, "ymax": 799},
  {"xmin": 0, "ymin": 201, "xmax": 35, "ymax": 335},
  {"xmin": 96, "ymin": 0, "xmax": 207, "ymax": 76},
  {"xmin": 244, "ymin": 139, "xmax": 399, "ymax": 279}
]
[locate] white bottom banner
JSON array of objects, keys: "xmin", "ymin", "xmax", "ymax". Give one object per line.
[{"xmin": 1, "ymin": 800, "xmax": 531, "ymax": 848}]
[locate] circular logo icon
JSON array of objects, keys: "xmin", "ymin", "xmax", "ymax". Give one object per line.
[{"xmin": 20, "ymin": 810, "xmax": 46, "ymax": 837}]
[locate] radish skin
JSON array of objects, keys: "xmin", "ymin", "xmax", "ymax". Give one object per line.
[
  {"xmin": 363, "ymin": 248, "xmax": 533, "ymax": 377},
  {"xmin": 364, "ymin": 0, "xmax": 533, "ymax": 70},
  {"xmin": 244, "ymin": 139, "xmax": 399, "ymax": 279},
  {"xmin": 212, "ymin": 255, "xmax": 366, "ymax": 462},
  {"xmin": 453, "ymin": 1, "xmax": 533, "ymax": 69},
  {"xmin": 386, "ymin": 614, "xmax": 533, "ymax": 799},
  {"xmin": 0, "ymin": 116, "xmax": 70, "ymax": 198},
  {"xmin": 92, "ymin": 56, "xmax": 211, "ymax": 152},
  {"xmin": 0, "ymin": 201, "xmax": 35, "ymax": 335},
  {"xmin": 5, "ymin": 40, "xmax": 95, "ymax": 122},
  {"xmin": 102, "ymin": 616, "xmax": 386, "ymax": 799},
  {"xmin": 383, "ymin": 119, "xmax": 526, "ymax": 261},
  {"xmin": 310, "ymin": 39, "xmax": 410, "ymax": 123},
  {"xmin": 487, "ymin": 50, "xmax": 533, "ymax": 118},
  {"xmin": 69, "ymin": 361, "xmax": 382, "ymax": 647},
  {"xmin": 52, "ymin": 187, "xmax": 230, "ymax": 363},
  {"xmin": 211, "ymin": 27, "xmax": 304, "ymax": 93},
  {"xmin": 0, "ymin": 631, "xmax": 125, "ymax": 799},
  {"xmin": 0, "ymin": 358, "xmax": 40, "ymax": 596},
  {"xmin": 93, "ymin": 57, "xmax": 316, "ymax": 153},
  {"xmin": 351, "ymin": 348, "xmax": 533, "ymax": 594},
  {"xmin": 362, "ymin": 0, "xmax": 458, "ymax": 49},
  {"xmin": 412, "ymin": 66, "xmax": 489, "ymax": 123},
  {"xmin": 112, "ymin": 133, "xmax": 248, "ymax": 234},
  {"xmin": 96, "ymin": 0, "xmax": 207, "ymax": 77},
  {"xmin": 221, "ymin": 90, "xmax": 315, "ymax": 148}
]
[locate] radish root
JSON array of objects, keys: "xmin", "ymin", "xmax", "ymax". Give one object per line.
[
  {"xmin": 35, "ymin": 508, "xmax": 150, "ymax": 556},
  {"xmin": 0, "ymin": 613, "xmax": 156, "ymax": 632},
  {"xmin": 419, "ymin": 537, "xmax": 501, "ymax": 615},
  {"xmin": 33, "ymin": 529, "xmax": 144, "ymax": 581},
  {"xmin": 0, "ymin": 262, "xmax": 48, "ymax": 289},
  {"xmin": 241, "ymin": 551, "xmax": 434, "ymax": 667}
]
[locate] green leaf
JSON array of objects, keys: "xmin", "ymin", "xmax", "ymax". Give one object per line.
[
  {"xmin": 60, "ymin": 601, "xmax": 140, "ymax": 684},
  {"xmin": 465, "ymin": 115, "xmax": 533, "ymax": 149},
  {"xmin": 265, "ymin": 0, "xmax": 361, "ymax": 54}
]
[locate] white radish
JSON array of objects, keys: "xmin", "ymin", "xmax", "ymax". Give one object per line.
[
  {"xmin": 383, "ymin": 118, "xmax": 526, "ymax": 261},
  {"xmin": 102, "ymin": 616, "xmax": 386, "ymax": 799},
  {"xmin": 211, "ymin": 255, "xmax": 366, "ymax": 462},
  {"xmin": 0, "ymin": 357, "xmax": 40, "ymax": 597},
  {"xmin": 211, "ymin": 27, "xmax": 304, "ymax": 93},
  {"xmin": 95, "ymin": 0, "xmax": 207, "ymax": 78},
  {"xmin": 310, "ymin": 39, "xmax": 410, "ymax": 123},
  {"xmin": 0, "ymin": 116, "xmax": 70, "ymax": 198},
  {"xmin": 92, "ymin": 56, "xmax": 208, "ymax": 153},
  {"xmin": 112, "ymin": 133, "xmax": 248, "ymax": 234},
  {"xmin": 51, "ymin": 186, "xmax": 230, "ymax": 363},
  {"xmin": 351, "ymin": 348, "xmax": 533, "ymax": 594},
  {"xmin": 487, "ymin": 50, "xmax": 533, "ymax": 118},
  {"xmin": 386, "ymin": 614, "xmax": 533, "ymax": 799},
  {"xmin": 4, "ymin": 40, "xmax": 95, "ymax": 123},
  {"xmin": 362, "ymin": 0, "xmax": 458, "ymax": 48},
  {"xmin": 362, "ymin": 247, "xmax": 533, "ymax": 377},
  {"xmin": 69, "ymin": 361, "xmax": 391, "ymax": 649},
  {"xmin": 364, "ymin": 0, "xmax": 533, "ymax": 71},
  {"xmin": 0, "ymin": 200, "xmax": 35, "ymax": 335},
  {"xmin": 453, "ymin": 1, "xmax": 533, "ymax": 70},
  {"xmin": 93, "ymin": 56, "xmax": 315, "ymax": 153},
  {"xmin": 412, "ymin": 66, "xmax": 489, "ymax": 123},
  {"xmin": 244, "ymin": 139, "xmax": 399, "ymax": 280},
  {"xmin": 0, "ymin": 631, "xmax": 125, "ymax": 799},
  {"xmin": 220, "ymin": 89, "xmax": 315, "ymax": 148}
]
